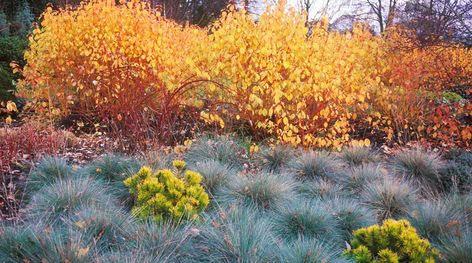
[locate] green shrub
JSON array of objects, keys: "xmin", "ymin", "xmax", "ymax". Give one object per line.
[
  {"xmin": 442, "ymin": 91, "xmax": 463, "ymax": 104},
  {"xmin": 13, "ymin": 0, "xmax": 34, "ymax": 36},
  {"xmin": 344, "ymin": 219, "xmax": 439, "ymax": 263},
  {"xmin": 0, "ymin": 11, "xmax": 9, "ymax": 37},
  {"xmin": 0, "ymin": 66, "xmax": 15, "ymax": 102},
  {"xmin": 289, "ymin": 151, "xmax": 342, "ymax": 182},
  {"xmin": 0, "ymin": 36, "xmax": 28, "ymax": 102},
  {"xmin": 362, "ymin": 178, "xmax": 416, "ymax": 221},
  {"xmin": 124, "ymin": 161, "xmax": 209, "ymax": 222},
  {"xmin": 392, "ymin": 148, "xmax": 446, "ymax": 194}
]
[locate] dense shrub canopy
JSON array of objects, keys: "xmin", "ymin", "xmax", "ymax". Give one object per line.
[{"xmin": 20, "ymin": 0, "xmax": 472, "ymax": 148}]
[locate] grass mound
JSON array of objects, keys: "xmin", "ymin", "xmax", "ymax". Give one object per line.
[{"xmin": 2, "ymin": 137, "xmax": 471, "ymax": 262}]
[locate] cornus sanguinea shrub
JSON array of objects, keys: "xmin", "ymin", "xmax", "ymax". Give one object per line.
[
  {"xmin": 20, "ymin": 0, "xmax": 472, "ymax": 149},
  {"xmin": 20, "ymin": 0, "xmax": 210, "ymax": 143}
]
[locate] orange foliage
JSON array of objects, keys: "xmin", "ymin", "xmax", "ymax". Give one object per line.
[{"xmin": 19, "ymin": 0, "xmax": 472, "ymax": 148}]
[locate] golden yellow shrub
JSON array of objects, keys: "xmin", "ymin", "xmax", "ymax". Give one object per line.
[
  {"xmin": 20, "ymin": 0, "xmax": 471, "ymax": 148},
  {"xmin": 206, "ymin": 5, "xmax": 389, "ymax": 149},
  {"xmin": 21, "ymin": 0, "xmax": 209, "ymax": 127}
]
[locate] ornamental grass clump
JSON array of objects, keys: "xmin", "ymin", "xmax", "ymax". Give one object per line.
[
  {"xmin": 194, "ymin": 206, "xmax": 277, "ymax": 262},
  {"xmin": 288, "ymin": 151, "xmax": 342, "ymax": 182},
  {"xmin": 340, "ymin": 146, "xmax": 379, "ymax": 167},
  {"xmin": 272, "ymin": 199, "xmax": 339, "ymax": 242},
  {"xmin": 344, "ymin": 219, "xmax": 439, "ymax": 263},
  {"xmin": 392, "ymin": 148, "xmax": 446, "ymax": 194},
  {"xmin": 258, "ymin": 144, "xmax": 296, "ymax": 173},
  {"xmin": 124, "ymin": 160, "xmax": 209, "ymax": 222},
  {"xmin": 26, "ymin": 156, "xmax": 73, "ymax": 194},
  {"xmin": 277, "ymin": 237, "xmax": 348, "ymax": 263},
  {"xmin": 216, "ymin": 172, "xmax": 297, "ymax": 212},
  {"xmin": 361, "ymin": 178, "xmax": 416, "ymax": 221}
]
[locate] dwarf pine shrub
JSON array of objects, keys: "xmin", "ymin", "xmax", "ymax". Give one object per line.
[
  {"xmin": 124, "ymin": 161, "xmax": 209, "ymax": 222},
  {"xmin": 345, "ymin": 219, "xmax": 439, "ymax": 263}
]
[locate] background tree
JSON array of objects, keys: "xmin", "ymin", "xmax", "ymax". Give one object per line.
[
  {"xmin": 13, "ymin": 0, "xmax": 34, "ymax": 36},
  {"xmin": 399, "ymin": 0, "xmax": 472, "ymax": 45},
  {"xmin": 350, "ymin": 0, "xmax": 400, "ymax": 32},
  {"xmin": 0, "ymin": 11, "xmax": 8, "ymax": 36}
]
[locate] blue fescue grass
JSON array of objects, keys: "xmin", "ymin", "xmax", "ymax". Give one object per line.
[
  {"xmin": 326, "ymin": 197, "xmax": 376, "ymax": 242},
  {"xmin": 441, "ymin": 149, "xmax": 472, "ymax": 193},
  {"xmin": 392, "ymin": 148, "xmax": 446, "ymax": 194},
  {"xmin": 257, "ymin": 144, "xmax": 296, "ymax": 173},
  {"xmin": 83, "ymin": 154, "xmax": 141, "ymax": 182},
  {"xmin": 361, "ymin": 177, "xmax": 417, "ymax": 221},
  {"xmin": 271, "ymin": 199, "xmax": 340, "ymax": 243},
  {"xmin": 277, "ymin": 237, "xmax": 351, "ymax": 263},
  {"xmin": 406, "ymin": 198, "xmax": 465, "ymax": 244},
  {"xmin": 25, "ymin": 177, "xmax": 116, "ymax": 224},
  {"xmin": 185, "ymin": 136, "xmax": 247, "ymax": 170},
  {"xmin": 339, "ymin": 146, "xmax": 379, "ymax": 167},
  {"xmin": 26, "ymin": 156, "xmax": 74, "ymax": 194},
  {"xmin": 189, "ymin": 160, "xmax": 235, "ymax": 197},
  {"xmin": 215, "ymin": 172, "xmax": 298, "ymax": 212},
  {"xmin": 298, "ymin": 178, "xmax": 344, "ymax": 200},
  {"xmin": 64, "ymin": 205, "xmax": 136, "ymax": 250},
  {"xmin": 437, "ymin": 228, "xmax": 472, "ymax": 263},
  {"xmin": 0, "ymin": 221, "xmax": 100, "ymax": 263},
  {"xmin": 192, "ymin": 205, "xmax": 278, "ymax": 262},
  {"xmin": 336, "ymin": 164, "xmax": 385, "ymax": 196},
  {"xmin": 288, "ymin": 151, "xmax": 342, "ymax": 182},
  {"xmin": 103, "ymin": 220, "xmax": 195, "ymax": 262},
  {"xmin": 79, "ymin": 154, "xmax": 141, "ymax": 205},
  {"xmin": 5, "ymin": 135, "xmax": 471, "ymax": 262}
]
